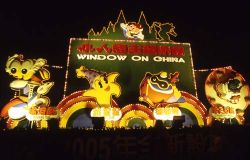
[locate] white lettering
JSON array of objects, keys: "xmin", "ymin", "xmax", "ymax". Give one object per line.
[
  {"xmin": 131, "ymin": 56, "xmax": 149, "ymax": 62},
  {"xmin": 117, "ymin": 55, "xmax": 127, "ymax": 61},
  {"xmin": 153, "ymin": 56, "xmax": 185, "ymax": 63},
  {"xmin": 90, "ymin": 54, "xmax": 97, "ymax": 60},
  {"xmin": 107, "ymin": 55, "xmax": 117, "ymax": 61},
  {"xmin": 77, "ymin": 54, "xmax": 87, "ymax": 60},
  {"xmin": 141, "ymin": 56, "xmax": 149, "ymax": 62},
  {"xmin": 153, "ymin": 56, "xmax": 162, "ymax": 62},
  {"xmin": 77, "ymin": 54, "xmax": 127, "ymax": 61},
  {"xmin": 98, "ymin": 55, "xmax": 106, "ymax": 60},
  {"xmin": 179, "ymin": 58, "xmax": 185, "ymax": 63},
  {"xmin": 77, "ymin": 54, "xmax": 184, "ymax": 63}
]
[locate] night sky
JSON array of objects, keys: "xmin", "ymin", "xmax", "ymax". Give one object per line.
[{"xmin": 0, "ymin": 1, "xmax": 249, "ymax": 108}]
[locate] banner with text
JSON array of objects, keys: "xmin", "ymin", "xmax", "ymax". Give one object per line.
[{"xmin": 65, "ymin": 38, "xmax": 196, "ymax": 106}]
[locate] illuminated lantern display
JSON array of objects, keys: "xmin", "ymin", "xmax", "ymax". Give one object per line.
[
  {"xmin": 59, "ymin": 10, "xmax": 207, "ymax": 128},
  {"xmin": 59, "ymin": 66, "xmax": 122, "ymax": 128},
  {"xmin": 139, "ymin": 71, "xmax": 184, "ymax": 123},
  {"xmin": 205, "ymin": 67, "xmax": 250, "ymax": 125},
  {"xmin": 58, "ymin": 91, "xmax": 99, "ymax": 128},
  {"xmin": 139, "ymin": 71, "xmax": 206, "ymax": 126},
  {"xmin": 0, "ymin": 54, "xmax": 58, "ymax": 129},
  {"xmin": 120, "ymin": 22, "xmax": 144, "ymax": 40},
  {"xmin": 177, "ymin": 91, "xmax": 207, "ymax": 126},
  {"xmin": 119, "ymin": 104, "xmax": 155, "ymax": 128},
  {"xmin": 2, "ymin": 11, "xmax": 250, "ymax": 131},
  {"xmin": 139, "ymin": 71, "xmax": 185, "ymax": 107}
]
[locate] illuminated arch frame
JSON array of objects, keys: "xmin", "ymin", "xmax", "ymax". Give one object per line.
[
  {"xmin": 59, "ymin": 101, "xmax": 97, "ymax": 128},
  {"xmin": 119, "ymin": 104, "xmax": 155, "ymax": 128},
  {"xmin": 179, "ymin": 91, "xmax": 207, "ymax": 126},
  {"xmin": 58, "ymin": 91, "xmax": 97, "ymax": 128},
  {"xmin": 58, "ymin": 91, "xmax": 121, "ymax": 128}
]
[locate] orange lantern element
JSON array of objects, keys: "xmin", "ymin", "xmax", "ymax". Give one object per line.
[
  {"xmin": 139, "ymin": 71, "xmax": 185, "ymax": 107},
  {"xmin": 26, "ymin": 105, "xmax": 59, "ymax": 121},
  {"xmin": 205, "ymin": 67, "xmax": 250, "ymax": 125},
  {"xmin": 139, "ymin": 71, "xmax": 207, "ymax": 126},
  {"xmin": 153, "ymin": 104, "xmax": 182, "ymax": 120},
  {"xmin": 1, "ymin": 98, "xmax": 24, "ymax": 119}
]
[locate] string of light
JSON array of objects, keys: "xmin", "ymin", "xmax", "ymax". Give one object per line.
[
  {"xmin": 194, "ymin": 66, "xmax": 232, "ymax": 72},
  {"xmin": 45, "ymin": 64, "xmax": 64, "ymax": 69}
]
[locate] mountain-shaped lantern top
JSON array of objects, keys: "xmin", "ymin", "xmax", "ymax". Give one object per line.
[{"xmin": 88, "ymin": 10, "xmax": 177, "ymax": 42}]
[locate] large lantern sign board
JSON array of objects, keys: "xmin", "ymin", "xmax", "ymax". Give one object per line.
[
  {"xmin": 64, "ymin": 40, "xmax": 196, "ymax": 107},
  {"xmin": 59, "ymin": 10, "xmax": 206, "ymax": 128},
  {"xmin": 64, "ymin": 11, "xmax": 197, "ymax": 108}
]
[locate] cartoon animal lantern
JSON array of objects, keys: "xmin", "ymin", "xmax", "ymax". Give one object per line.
[
  {"xmin": 1, "ymin": 54, "xmax": 55, "ymax": 124},
  {"xmin": 139, "ymin": 71, "xmax": 185, "ymax": 107},
  {"xmin": 205, "ymin": 67, "xmax": 250, "ymax": 125},
  {"xmin": 139, "ymin": 71, "xmax": 185, "ymax": 121},
  {"xmin": 120, "ymin": 22, "xmax": 144, "ymax": 40},
  {"xmin": 76, "ymin": 66, "xmax": 122, "ymax": 121}
]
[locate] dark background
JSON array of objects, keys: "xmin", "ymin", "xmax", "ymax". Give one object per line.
[{"xmin": 0, "ymin": 1, "xmax": 249, "ymax": 109}]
